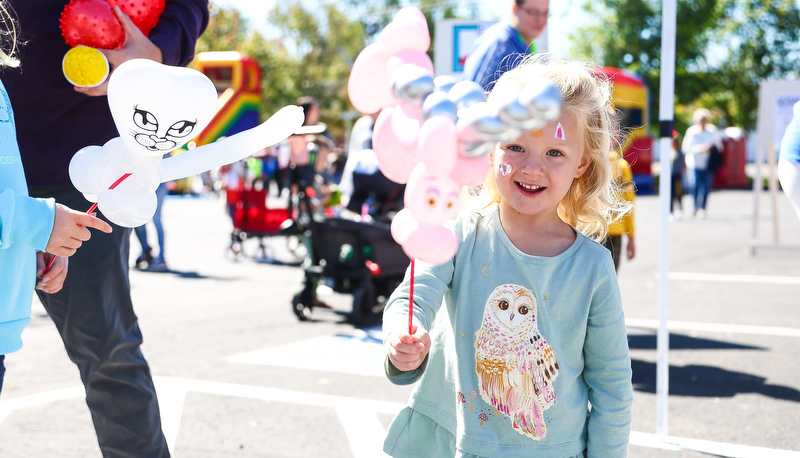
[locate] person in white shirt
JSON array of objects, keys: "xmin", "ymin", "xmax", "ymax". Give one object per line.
[{"xmin": 682, "ymin": 108, "xmax": 722, "ymax": 219}]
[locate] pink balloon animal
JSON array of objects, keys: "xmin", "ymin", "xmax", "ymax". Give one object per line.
[{"xmin": 347, "ymin": 6, "xmax": 561, "ymax": 265}]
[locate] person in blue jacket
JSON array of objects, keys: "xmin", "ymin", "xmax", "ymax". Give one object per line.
[
  {"xmin": 1, "ymin": 1, "xmax": 209, "ymax": 456},
  {"xmin": 779, "ymin": 100, "xmax": 800, "ymax": 220},
  {"xmin": 0, "ymin": 0, "xmax": 111, "ymax": 395},
  {"xmin": 462, "ymin": 0, "xmax": 549, "ymax": 92}
]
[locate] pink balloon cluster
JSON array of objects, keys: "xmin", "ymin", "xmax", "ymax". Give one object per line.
[{"xmin": 347, "ymin": 7, "xmax": 561, "ymax": 265}]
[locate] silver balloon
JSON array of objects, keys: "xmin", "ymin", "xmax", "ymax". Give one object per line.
[
  {"xmin": 448, "ymin": 80, "xmax": 486, "ymax": 111},
  {"xmin": 457, "ymin": 102, "xmax": 520, "ymax": 144},
  {"xmin": 518, "ymin": 78, "xmax": 562, "ymax": 123},
  {"xmin": 390, "ymin": 64, "xmax": 435, "ymax": 105},
  {"xmin": 422, "ymin": 91, "xmax": 458, "ymax": 122},
  {"xmin": 461, "ymin": 140, "xmax": 496, "ymax": 158},
  {"xmin": 497, "ymin": 93, "xmax": 548, "ymax": 132},
  {"xmin": 433, "ymin": 74, "xmax": 459, "ymax": 93}
]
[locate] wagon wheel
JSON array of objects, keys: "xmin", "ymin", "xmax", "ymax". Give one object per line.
[{"xmin": 291, "ymin": 287, "xmax": 314, "ymax": 321}]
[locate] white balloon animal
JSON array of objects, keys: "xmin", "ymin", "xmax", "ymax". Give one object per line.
[{"xmin": 69, "ymin": 59, "xmax": 304, "ymax": 227}]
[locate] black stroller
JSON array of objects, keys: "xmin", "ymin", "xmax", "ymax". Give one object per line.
[{"xmin": 287, "ymin": 171, "xmax": 408, "ymax": 325}]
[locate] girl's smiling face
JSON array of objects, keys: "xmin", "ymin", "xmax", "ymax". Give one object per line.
[{"xmin": 492, "ymin": 112, "xmax": 590, "ymax": 221}]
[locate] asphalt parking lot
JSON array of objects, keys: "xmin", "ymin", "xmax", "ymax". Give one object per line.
[{"xmin": 0, "ymin": 187, "xmax": 798, "ymax": 457}]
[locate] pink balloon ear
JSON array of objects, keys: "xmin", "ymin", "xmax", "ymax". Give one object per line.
[
  {"xmin": 393, "ymin": 6, "xmax": 428, "ymax": 29},
  {"xmin": 419, "ymin": 116, "xmax": 458, "ymax": 175},
  {"xmin": 451, "ymin": 150, "xmax": 492, "ymax": 186},
  {"xmin": 373, "ymin": 107, "xmax": 419, "ymax": 184},
  {"xmin": 390, "ymin": 208, "xmax": 417, "ymax": 245},
  {"xmin": 390, "ymin": 103, "xmax": 422, "ymax": 149},
  {"xmin": 386, "ymin": 49, "xmax": 434, "ymax": 77},
  {"xmin": 380, "ymin": 17, "xmax": 430, "ymax": 54},
  {"xmin": 348, "ymin": 43, "xmax": 396, "ymax": 114},
  {"xmin": 401, "ymin": 224, "xmax": 457, "ymax": 266}
]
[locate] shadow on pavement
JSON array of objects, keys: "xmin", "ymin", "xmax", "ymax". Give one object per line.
[
  {"xmin": 628, "ymin": 332, "xmax": 764, "ymax": 351},
  {"xmin": 631, "ymin": 359, "xmax": 800, "ymax": 401}
]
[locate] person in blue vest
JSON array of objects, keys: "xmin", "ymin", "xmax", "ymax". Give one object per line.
[{"xmin": 462, "ymin": 0, "xmax": 550, "ymax": 92}]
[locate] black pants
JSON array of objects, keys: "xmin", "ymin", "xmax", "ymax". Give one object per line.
[
  {"xmin": 602, "ymin": 235, "xmax": 622, "ymax": 272},
  {"xmin": 30, "ymin": 186, "xmax": 169, "ymax": 458}
]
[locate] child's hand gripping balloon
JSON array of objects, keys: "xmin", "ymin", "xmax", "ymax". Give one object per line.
[{"xmin": 386, "ymin": 324, "xmax": 431, "ymax": 372}]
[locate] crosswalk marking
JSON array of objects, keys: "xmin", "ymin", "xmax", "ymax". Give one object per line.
[
  {"xmin": 4, "ymin": 379, "xmax": 799, "ymax": 457},
  {"xmin": 626, "ymin": 317, "xmax": 800, "ymax": 337}
]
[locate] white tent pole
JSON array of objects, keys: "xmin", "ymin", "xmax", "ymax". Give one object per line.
[{"xmin": 657, "ymin": 0, "xmax": 677, "ymax": 441}]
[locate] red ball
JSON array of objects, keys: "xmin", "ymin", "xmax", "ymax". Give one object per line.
[
  {"xmin": 108, "ymin": 0, "xmax": 166, "ymax": 37},
  {"xmin": 60, "ymin": 0, "xmax": 124, "ymax": 49}
]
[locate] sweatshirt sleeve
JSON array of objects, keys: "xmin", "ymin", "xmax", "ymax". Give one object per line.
[
  {"xmin": 583, "ymin": 258, "xmax": 633, "ymax": 456},
  {"xmin": 148, "ymin": 0, "xmax": 210, "ymax": 67},
  {"xmin": 682, "ymin": 125, "xmax": 700, "ymax": 156},
  {"xmin": 382, "ymin": 255, "xmax": 455, "ymax": 385},
  {"xmin": 0, "ymin": 189, "xmax": 56, "ymax": 252}
]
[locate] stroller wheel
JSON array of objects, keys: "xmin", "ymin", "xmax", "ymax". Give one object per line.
[{"xmin": 292, "ymin": 291, "xmax": 313, "ymax": 321}]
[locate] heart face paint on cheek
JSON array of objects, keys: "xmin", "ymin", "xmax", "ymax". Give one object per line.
[{"xmin": 498, "ymin": 162, "xmax": 512, "ymax": 176}]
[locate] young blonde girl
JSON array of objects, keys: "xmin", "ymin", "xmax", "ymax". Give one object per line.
[{"xmin": 382, "ymin": 55, "xmax": 633, "ymax": 458}]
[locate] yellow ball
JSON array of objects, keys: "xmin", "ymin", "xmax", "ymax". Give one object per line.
[{"xmin": 62, "ymin": 45, "xmax": 109, "ymax": 88}]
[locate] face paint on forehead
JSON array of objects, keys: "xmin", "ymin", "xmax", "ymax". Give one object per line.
[
  {"xmin": 555, "ymin": 122, "xmax": 566, "ymax": 141},
  {"xmin": 530, "ymin": 129, "xmax": 543, "ymax": 138},
  {"xmin": 498, "ymin": 162, "xmax": 512, "ymax": 176}
]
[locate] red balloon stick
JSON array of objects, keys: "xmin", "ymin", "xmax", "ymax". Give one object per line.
[
  {"xmin": 43, "ymin": 173, "xmax": 132, "ymax": 274},
  {"xmin": 408, "ymin": 258, "xmax": 415, "ymax": 335}
]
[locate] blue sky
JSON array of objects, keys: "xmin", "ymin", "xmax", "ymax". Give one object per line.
[{"xmin": 211, "ymin": 0, "xmax": 578, "ymax": 56}]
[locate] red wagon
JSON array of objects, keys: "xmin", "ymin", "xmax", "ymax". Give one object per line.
[{"xmin": 226, "ymin": 187, "xmax": 295, "ymax": 262}]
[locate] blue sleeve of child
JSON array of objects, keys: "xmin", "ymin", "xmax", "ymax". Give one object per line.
[
  {"xmin": 582, "ymin": 257, "xmax": 634, "ymax": 456},
  {"xmin": 780, "ymin": 101, "xmax": 800, "ymax": 163},
  {"xmin": 0, "ymin": 189, "xmax": 55, "ymax": 252}
]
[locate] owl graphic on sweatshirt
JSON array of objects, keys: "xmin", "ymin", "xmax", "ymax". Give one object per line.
[{"xmin": 474, "ymin": 283, "xmax": 559, "ymax": 440}]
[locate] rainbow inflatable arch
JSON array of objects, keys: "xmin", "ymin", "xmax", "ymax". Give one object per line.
[{"xmin": 190, "ymin": 51, "xmax": 263, "ymax": 146}]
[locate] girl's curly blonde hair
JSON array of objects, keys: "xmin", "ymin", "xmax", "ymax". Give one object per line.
[
  {"xmin": 481, "ymin": 54, "xmax": 629, "ymax": 241},
  {"xmin": 0, "ymin": 1, "xmax": 19, "ymax": 68}
]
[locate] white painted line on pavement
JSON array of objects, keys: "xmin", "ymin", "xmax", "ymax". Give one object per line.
[
  {"xmin": 0, "ymin": 385, "xmax": 83, "ymax": 426},
  {"xmin": 669, "ymin": 271, "xmax": 800, "ymax": 285},
  {"xmin": 336, "ymin": 407, "xmax": 391, "ymax": 458},
  {"xmin": 630, "ymin": 431, "xmax": 800, "ymax": 458},
  {"xmin": 153, "ymin": 376, "xmax": 188, "ymax": 454},
  {"xmin": 160, "ymin": 376, "xmax": 406, "ymax": 414},
  {"xmin": 227, "ymin": 327, "xmax": 387, "ymax": 378},
  {"xmin": 626, "ymin": 317, "xmax": 800, "ymax": 338},
  {"xmin": 3, "ymin": 379, "xmax": 799, "ymax": 457}
]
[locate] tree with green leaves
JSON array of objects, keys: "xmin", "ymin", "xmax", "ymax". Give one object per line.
[
  {"xmin": 267, "ymin": 1, "xmax": 367, "ymax": 141},
  {"xmin": 194, "ymin": 4, "xmax": 302, "ymax": 129},
  {"xmin": 569, "ymin": 0, "xmax": 800, "ymax": 133}
]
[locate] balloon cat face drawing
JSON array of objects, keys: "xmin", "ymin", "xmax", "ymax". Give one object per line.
[
  {"xmin": 107, "ymin": 59, "xmax": 217, "ymax": 158},
  {"xmin": 130, "ymin": 105, "xmax": 197, "ymax": 152}
]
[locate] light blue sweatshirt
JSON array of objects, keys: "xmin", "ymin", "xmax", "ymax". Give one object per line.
[
  {"xmin": 383, "ymin": 207, "xmax": 633, "ymax": 457},
  {"xmin": 0, "ymin": 80, "xmax": 55, "ymax": 355}
]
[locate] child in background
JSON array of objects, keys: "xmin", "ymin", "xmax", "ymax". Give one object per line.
[
  {"xmin": 382, "ymin": 55, "xmax": 633, "ymax": 457},
  {"xmin": 670, "ymin": 132, "xmax": 686, "ymax": 220},
  {"xmin": 0, "ymin": 1, "xmax": 112, "ymax": 394},
  {"xmin": 604, "ymin": 148, "xmax": 636, "ymax": 272}
]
